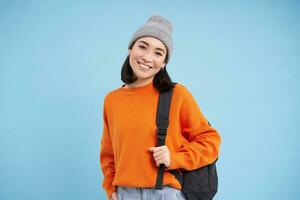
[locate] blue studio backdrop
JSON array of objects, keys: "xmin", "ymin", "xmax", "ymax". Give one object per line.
[{"xmin": 0, "ymin": 1, "xmax": 299, "ymax": 200}]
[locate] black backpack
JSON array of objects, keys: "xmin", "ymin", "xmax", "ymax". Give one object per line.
[{"xmin": 154, "ymin": 84, "xmax": 218, "ymax": 200}]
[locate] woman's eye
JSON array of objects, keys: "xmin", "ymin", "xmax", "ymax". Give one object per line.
[
  {"xmin": 156, "ymin": 52, "xmax": 162, "ymax": 56},
  {"xmin": 139, "ymin": 45, "xmax": 146, "ymax": 49}
]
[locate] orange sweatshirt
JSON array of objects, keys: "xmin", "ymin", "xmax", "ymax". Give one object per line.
[{"xmin": 100, "ymin": 81, "xmax": 221, "ymax": 199}]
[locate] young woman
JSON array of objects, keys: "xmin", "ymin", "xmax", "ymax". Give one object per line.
[{"xmin": 100, "ymin": 15, "xmax": 221, "ymax": 200}]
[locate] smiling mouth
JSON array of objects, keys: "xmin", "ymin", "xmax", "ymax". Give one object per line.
[{"xmin": 137, "ymin": 61, "xmax": 152, "ymax": 69}]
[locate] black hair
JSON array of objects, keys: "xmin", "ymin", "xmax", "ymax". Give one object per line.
[{"xmin": 121, "ymin": 42, "xmax": 175, "ymax": 93}]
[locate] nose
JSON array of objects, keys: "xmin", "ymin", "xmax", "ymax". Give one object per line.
[{"xmin": 142, "ymin": 52, "xmax": 152, "ymax": 63}]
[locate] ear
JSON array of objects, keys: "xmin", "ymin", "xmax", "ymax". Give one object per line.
[{"xmin": 128, "ymin": 49, "xmax": 131, "ymax": 55}]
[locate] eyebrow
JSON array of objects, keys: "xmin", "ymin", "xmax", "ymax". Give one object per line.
[{"xmin": 138, "ymin": 40, "xmax": 166, "ymax": 54}]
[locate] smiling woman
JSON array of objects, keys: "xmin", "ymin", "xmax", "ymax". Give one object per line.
[
  {"xmin": 120, "ymin": 15, "xmax": 175, "ymax": 93},
  {"xmin": 125, "ymin": 37, "xmax": 167, "ymax": 88},
  {"xmin": 100, "ymin": 15, "xmax": 221, "ymax": 200}
]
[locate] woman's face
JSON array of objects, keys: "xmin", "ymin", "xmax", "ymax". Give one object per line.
[{"xmin": 128, "ymin": 36, "xmax": 167, "ymax": 85}]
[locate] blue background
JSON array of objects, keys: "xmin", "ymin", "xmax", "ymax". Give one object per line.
[{"xmin": 1, "ymin": 1, "xmax": 299, "ymax": 199}]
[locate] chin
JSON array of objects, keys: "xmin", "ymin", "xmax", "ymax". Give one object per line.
[
  {"xmin": 135, "ymin": 74, "xmax": 154, "ymax": 81},
  {"xmin": 133, "ymin": 71, "xmax": 153, "ymax": 79}
]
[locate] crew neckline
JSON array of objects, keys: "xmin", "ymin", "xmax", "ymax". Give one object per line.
[{"xmin": 118, "ymin": 81, "xmax": 155, "ymax": 94}]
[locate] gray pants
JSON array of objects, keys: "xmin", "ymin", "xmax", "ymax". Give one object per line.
[{"xmin": 116, "ymin": 185, "xmax": 186, "ymax": 200}]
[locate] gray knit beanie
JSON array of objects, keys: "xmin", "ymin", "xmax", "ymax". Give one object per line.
[{"xmin": 128, "ymin": 15, "xmax": 173, "ymax": 63}]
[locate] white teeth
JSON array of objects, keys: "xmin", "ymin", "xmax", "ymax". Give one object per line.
[
  {"xmin": 139, "ymin": 62, "xmax": 151, "ymax": 69},
  {"xmin": 141, "ymin": 64, "xmax": 150, "ymax": 69}
]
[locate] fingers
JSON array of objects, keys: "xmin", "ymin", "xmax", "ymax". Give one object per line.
[
  {"xmin": 150, "ymin": 146, "xmax": 169, "ymax": 157},
  {"xmin": 154, "ymin": 153, "xmax": 166, "ymax": 161},
  {"xmin": 111, "ymin": 192, "xmax": 118, "ymax": 200},
  {"xmin": 149, "ymin": 146, "xmax": 167, "ymax": 153},
  {"xmin": 153, "ymin": 150, "xmax": 164, "ymax": 159},
  {"xmin": 149, "ymin": 145, "xmax": 171, "ymax": 167},
  {"xmin": 155, "ymin": 157, "xmax": 168, "ymax": 167}
]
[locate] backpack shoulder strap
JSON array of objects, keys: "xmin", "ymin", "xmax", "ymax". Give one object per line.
[{"xmin": 154, "ymin": 83, "xmax": 176, "ymax": 189}]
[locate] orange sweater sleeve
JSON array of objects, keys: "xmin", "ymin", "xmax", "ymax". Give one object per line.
[
  {"xmin": 167, "ymin": 85, "xmax": 221, "ymax": 171},
  {"xmin": 100, "ymin": 96, "xmax": 116, "ymax": 199}
]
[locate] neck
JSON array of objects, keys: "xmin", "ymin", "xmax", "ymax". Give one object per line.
[{"xmin": 125, "ymin": 78, "xmax": 153, "ymax": 88}]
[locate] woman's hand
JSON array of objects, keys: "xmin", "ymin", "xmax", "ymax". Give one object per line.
[
  {"xmin": 149, "ymin": 145, "xmax": 171, "ymax": 168},
  {"xmin": 111, "ymin": 192, "xmax": 118, "ymax": 200}
]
